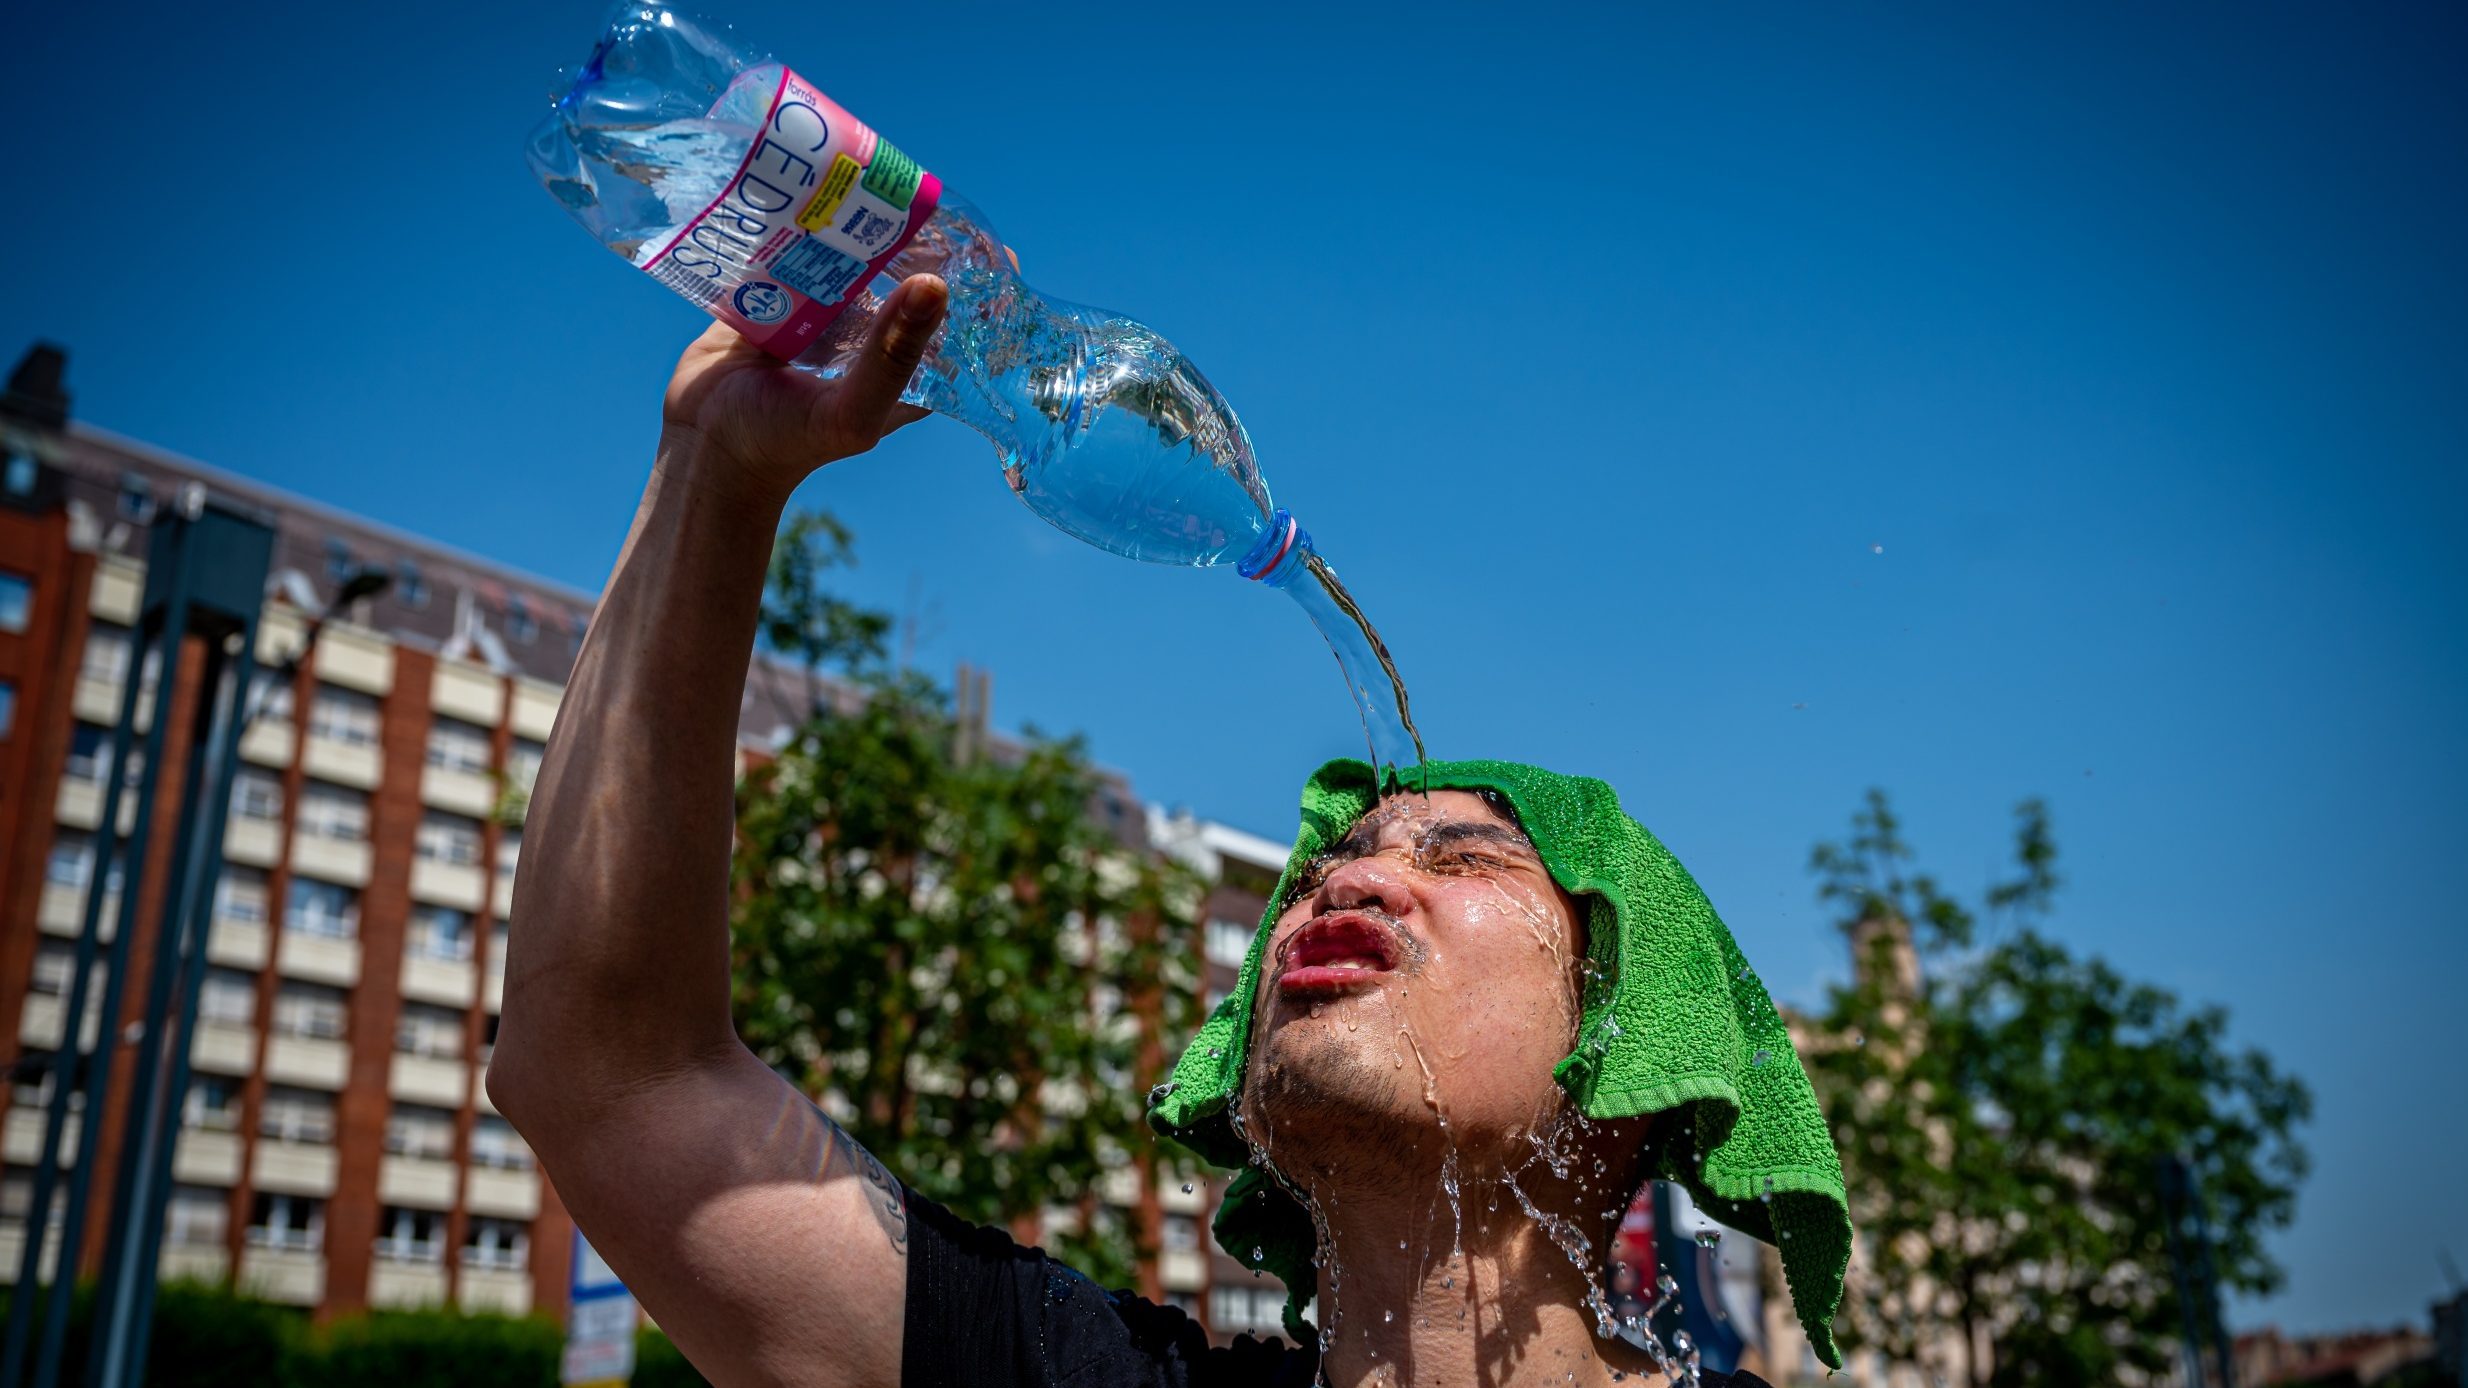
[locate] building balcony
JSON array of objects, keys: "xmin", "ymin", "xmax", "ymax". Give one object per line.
[
  {"xmin": 39, "ymin": 883, "xmax": 106, "ymax": 939},
  {"xmin": 473, "ymin": 1066, "xmax": 498, "ymax": 1116},
  {"xmin": 4, "ymin": 1108, "xmax": 78, "ymax": 1166},
  {"xmin": 482, "ymin": 967, "xmax": 503, "ymax": 1015},
  {"xmin": 191, "ymin": 1021, "xmax": 258, "ymax": 1077},
  {"xmin": 90, "ymin": 558, "xmax": 141, "ymax": 623},
  {"xmin": 158, "ymin": 1244, "xmax": 230, "ymax": 1284},
  {"xmin": 207, "ymin": 917, "xmax": 270, "ymax": 970},
  {"xmin": 251, "ymin": 1138, "xmax": 338, "ymax": 1197},
  {"xmin": 256, "ymin": 609, "xmax": 307, "ymax": 669},
  {"xmin": 73, "ymin": 675, "xmax": 145, "ymax": 729},
  {"xmin": 276, "ymin": 929, "xmax": 360, "ymax": 987},
  {"xmin": 263, "ymin": 1035, "xmax": 349, "ymax": 1090},
  {"xmin": 457, "ymin": 1266, "xmax": 531, "ymax": 1317},
  {"xmin": 399, "ymin": 954, "xmax": 476, "ymax": 1009},
  {"xmin": 238, "ymin": 719, "xmax": 293, "ymax": 770},
  {"xmin": 511, "ymin": 682, "xmax": 559, "ymax": 743},
  {"xmin": 173, "ymin": 1129, "xmax": 243, "ymax": 1186},
  {"xmin": 431, "ymin": 660, "xmax": 504, "ymax": 727},
  {"xmin": 0, "ymin": 1222, "xmax": 67, "ymax": 1285},
  {"xmin": 390, "ymin": 1053, "xmax": 467, "ymax": 1109},
  {"xmin": 302, "ymin": 736, "xmax": 381, "ymax": 790},
  {"xmin": 369, "ymin": 1260, "xmax": 448, "ymax": 1310},
  {"xmin": 1160, "ymin": 1249, "xmax": 1207, "ymax": 1293},
  {"xmin": 224, "ymin": 816, "xmax": 281, "ymax": 868},
  {"xmin": 312, "ymin": 628, "xmax": 393, "ymax": 696},
  {"xmin": 1098, "ymin": 1166, "xmax": 1140, "ymax": 1207},
  {"xmin": 289, "ymin": 833, "xmax": 371, "ymax": 887},
  {"xmin": 420, "ymin": 766, "xmax": 496, "ymax": 820},
  {"xmin": 18, "ymin": 994, "xmax": 64, "ymax": 1050},
  {"xmin": 463, "ymin": 1166, "xmax": 540, "ymax": 1221},
  {"xmin": 377, "ymin": 1155, "xmax": 458, "ymax": 1211},
  {"xmin": 237, "ymin": 1248, "xmax": 323, "ymax": 1306},
  {"xmin": 491, "ymin": 872, "xmax": 514, "ymax": 921},
  {"xmin": 410, "ymin": 858, "xmax": 486, "ymax": 913}
]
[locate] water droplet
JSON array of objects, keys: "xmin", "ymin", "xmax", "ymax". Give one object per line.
[
  {"xmin": 1206, "ymin": 1046, "xmax": 1222, "ymax": 1058},
  {"xmin": 1252, "ymin": 1246, "xmax": 1264, "ymax": 1262},
  {"xmin": 1397, "ymin": 1239, "xmax": 1407, "ymax": 1250},
  {"xmin": 1181, "ymin": 1183, "xmax": 1194, "ymax": 1194},
  {"xmin": 1870, "ymin": 543, "xmax": 1884, "ymax": 554},
  {"xmin": 1695, "ymin": 1228, "xmax": 1722, "ymax": 1248},
  {"xmin": 1752, "ymin": 1048, "xmax": 1771, "ymax": 1067},
  {"xmin": 1383, "ymin": 1309, "xmax": 1393, "ymax": 1323}
]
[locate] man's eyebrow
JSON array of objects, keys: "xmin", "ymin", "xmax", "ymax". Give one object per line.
[{"xmin": 1420, "ymin": 819, "xmax": 1541, "ymax": 856}]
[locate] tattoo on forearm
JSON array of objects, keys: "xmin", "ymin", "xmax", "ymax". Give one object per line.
[{"xmin": 813, "ymin": 1103, "xmax": 908, "ymax": 1257}]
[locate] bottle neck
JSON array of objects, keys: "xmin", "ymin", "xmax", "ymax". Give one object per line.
[{"xmin": 1237, "ymin": 510, "xmax": 1312, "ymax": 589}]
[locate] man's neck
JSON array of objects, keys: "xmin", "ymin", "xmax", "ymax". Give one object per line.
[{"xmin": 1292, "ymin": 1154, "xmax": 1670, "ymax": 1388}]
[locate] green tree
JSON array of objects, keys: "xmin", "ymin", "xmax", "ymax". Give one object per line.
[
  {"xmin": 727, "ymin": 510, "xmax": 1203, "ymax": 1289},
  {"xmin": 1806, "ymin": 791, "xmax": 2311, "ymax": 1388}
]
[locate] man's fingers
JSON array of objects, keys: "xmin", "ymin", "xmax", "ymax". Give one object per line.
[{"xmin": 833, "ymin": 274, "xmax": 948, "ymax": 441}]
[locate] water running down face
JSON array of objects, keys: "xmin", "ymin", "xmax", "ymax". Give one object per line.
[{"xmin": 1241, "ymin": 790, "xmax": 1595, "ymax": 1175}]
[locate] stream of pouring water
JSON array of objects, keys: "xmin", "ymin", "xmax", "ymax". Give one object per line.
[{"xmin": 1287, "ymin": 552, "xmax": 1428, "ymax": 787}]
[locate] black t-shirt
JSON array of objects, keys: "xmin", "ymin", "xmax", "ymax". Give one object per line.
[{"xmin": 900, "ymin": 1189, "xmax": 1770, "ymax": 1388}]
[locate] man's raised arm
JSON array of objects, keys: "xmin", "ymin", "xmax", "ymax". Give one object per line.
[{"xmin": 486, "ymin": 277, "xmax": 949, "ymax": 1388}]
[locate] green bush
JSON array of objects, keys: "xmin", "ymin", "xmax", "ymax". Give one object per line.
[
  {"xmin": 300, "ymin": 1307, "xmax": 561, "ymax": 1388},
  {"xmin": 631, "ymin": 1326, "xmax": 710, "ymax": 1387}
]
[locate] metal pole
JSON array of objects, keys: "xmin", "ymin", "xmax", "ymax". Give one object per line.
[
  {"xmin": 4, "ymin": 524, "xmax": 199, "ymax": 1388},
  {"xmin": 108, "ymin": 626, "xmax": 258, "ymax": 1388},
  {"xmin": 83, "ymin": 625, "xmax": 233, "ymax": 1388}
]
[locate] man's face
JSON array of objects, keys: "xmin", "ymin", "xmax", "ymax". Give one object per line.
[{"xmin": 1240, "ymin": 790, "xmax": 1591, "ymax": 1169}]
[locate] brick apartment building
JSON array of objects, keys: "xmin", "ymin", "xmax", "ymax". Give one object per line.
[{"xmin": 0, "ymin": 341, "xmax": 1298, "ymax": 1339}]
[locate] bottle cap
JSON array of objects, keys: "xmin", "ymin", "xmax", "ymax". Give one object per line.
[{"xmin": 1237, "ymin": 509, "xmax": 1311, "ymax": 588}]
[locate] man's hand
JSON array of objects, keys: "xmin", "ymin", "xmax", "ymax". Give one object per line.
[{"xmin": 660, "ymin": 273, "xmax": 950, "ymax": 504}]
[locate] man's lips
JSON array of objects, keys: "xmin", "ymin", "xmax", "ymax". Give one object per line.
[{"xmin": 1275, "ymin": 913, "xmax": 1403, "ymax": 996}]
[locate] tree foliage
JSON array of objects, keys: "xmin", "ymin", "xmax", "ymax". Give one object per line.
[
  {"xmin": 1805, "ymin": 792, "xmax": 2311, "ymax": 1388},
  {"xmin": 728, "ymin": 510, "xmax": 1203, "ymax": 1287}
]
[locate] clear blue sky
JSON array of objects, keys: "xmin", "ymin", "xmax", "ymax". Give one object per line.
[{"xmin": 9, "ymin": 0, "xmax": 2462, "ymax": 1338}]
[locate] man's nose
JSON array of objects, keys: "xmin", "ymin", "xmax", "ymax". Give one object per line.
[{"xmin": 1314, "ymin": 854, "xmax": 1415, "ymax": 920}]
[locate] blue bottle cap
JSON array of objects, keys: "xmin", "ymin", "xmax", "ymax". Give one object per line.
[{"xmin": 1237, "ymin": 509, "xmax": 1310, "ymax": 588}]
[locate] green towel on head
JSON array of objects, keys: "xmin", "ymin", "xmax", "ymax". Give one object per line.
[{"xmin": 1146, "ymin": 757, "xmax": 1852, "ymax": 1368}]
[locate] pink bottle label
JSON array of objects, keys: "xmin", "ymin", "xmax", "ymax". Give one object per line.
[{"xmin": 639, "ymin": 66, "xmax": 943, "ymax": 359}]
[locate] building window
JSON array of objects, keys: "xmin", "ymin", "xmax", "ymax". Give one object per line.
[
  {"xmin": 247, "ymin": 1193, "xmax": 323, "ymax": 1252},
  {"xmin": 323, "ymin": 539, "xmax": 353, "ymax": 584},
  {"xmin": 462, "ymin": 1216, "xmax": 529, "ymax": 1272},
  {"xmin": 486, "ymin": 920, "xmax": 511, "ymax": 978},
  {"xmin": 64, "ymin": 725, "xmax": 109, "ymax": 784},
  {"xmin": 184, "ymin": 1077, "xmax": 241, "ymax": 1132},
  {"xmin": 80, "ymin": 624, "xmax": 132, "ymax": 685},
  {"xmin": 29, "ymin": 943, "xmax": 75, "ymax": 997},
  {"xmin": 415, "ymin": 812, "xmax": 484, "ymax": 868},
  {"xmin": 496, "ymin": 831, "xmax": 521, "ymax": 885},
  {"xmin": 284, "ymin": 879, "xmax": 358, "ymax": 939},
  {"xmin": 164, "ymin": 1186, "xmax": 229, "ymax": 1248},
  {"xmin": 507, "ymin": 738, "xmax": 545, "ymax": 792},
  {"xmin": 469, "ymin": 1115, "xmax": 532, "ymax": 1172},
  {"xmin": 3, "ymin": 453, "xmax": 33, "ymax": 496},
  {"xmin": 294, "ymin": 783, "xmax": 369, "ymax": 842},
  {"xmin": 246, "ymin": 669, "xmax": 294, "ymax": 725},
  {"xmin": 270, "ymin": 983, "xmax": 346, "ymax": 1042},
  {"xmin": 505, "ymin": 596, "xmax": 535, "ymax": 644},
  {"xmin": 0, "ymin": 572, "xmax": 30, "ymax": 634},
  {"xmin": 198, "ymin": 967, "xmax": 256, "ymax": 1027},
  {"xmin": 258, "ymin": 1086, "xmax": 336, "ymax": 1145},
  {"xmin": 8, "ymin": 1053, "xmax": 58, "ymax": 1109},
  {"xmin": 1204, "ymin": 918, "xmax": 1254, "ymax": 969},
  {"xmin": 118, "ymin": 475, "xmax": 155, "ymax": 523},
  {"xmin": 396, "ymin": 560, "xmax": 428, "ymax": 610},
  {"xmin": 0, "ymin": 679, "xmax": 16, "ymax": 738},
  {"xmin": 407, "ymin": 905, "xmax": 473, "ymax": 964},
  {"xmin": 424, "ymin": 718, "xmax": 492, "ymax": 775},
  {"xmin": 376, "ymin": 1206, "xmax": 445, "ymax": 1263},
  {"xmin": 1162, "ymin": 1214, "xmax": 1199, "ymax": 1252},
  {"xmin": 229, "ymin": 766, "xmax": 284, "ymax": 822},
  {"xmin": 1208, "ymin": 1286, "xmax": 1288, "ymax": 1335},
  {"xmin": 306, "ymin": 686, "xmax": 379, "ymax": 748},
  {"xmin": 395, "ymin": 1004, "xmax": 463, "ymax": 1061},
  {"xmin": 213, "ymin": 866, "xmax": 269, "ymax": 925},
  {"xmin": 384, "ymin": 1104, "xmax": 456, "ymax": 1160},
  {"xmin": 46, "ymin": 833, "xmax": 94, "ymax": 889}
]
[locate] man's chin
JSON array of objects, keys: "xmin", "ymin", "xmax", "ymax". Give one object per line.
[{"xmin": 1246, "ymin": 1022, "xmax": 1423, "ymax": 1150}]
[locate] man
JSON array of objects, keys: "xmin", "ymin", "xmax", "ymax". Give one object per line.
[{"xmin": 491, "ymin": 274, "xmax": 1849, "ymax": 1387}]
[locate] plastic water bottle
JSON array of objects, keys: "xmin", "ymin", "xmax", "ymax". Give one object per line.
[{"xmin": 529, "ymin": 4, "xmax": 1424, "ymax": 778}]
